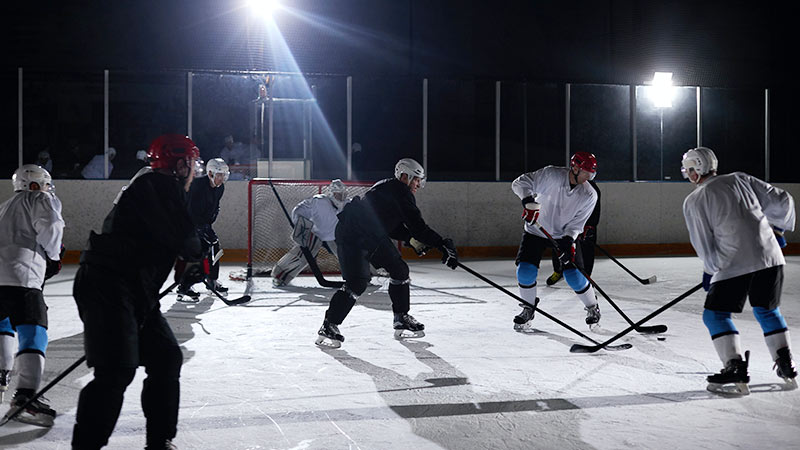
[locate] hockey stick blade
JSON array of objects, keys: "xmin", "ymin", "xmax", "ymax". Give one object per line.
[
  {"xmin": 570, "ymin": 343, "xmax": 633, "ymax": 353},
  {"xmin": 205, "ymin": 280, "xmax": 251, "ymax": 306},
  {"xmin": 595, "ymin": 244, "xmax": 657, "ymax": 285}
]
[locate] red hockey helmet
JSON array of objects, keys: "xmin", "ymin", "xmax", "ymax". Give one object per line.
[
  {"xmin": 570, "ymin": 151, "xmax": 597, "ymax": 179},
  {"xmin": 147, "ymin": 134, "xmax": 200, "ymax": 171}
]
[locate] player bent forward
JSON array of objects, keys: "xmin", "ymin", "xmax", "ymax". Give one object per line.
[
  {"xmin": 316, "ymin": 158, "xmax": 458, "ymax": 348},
  {"xmin": 0, "ymin": 165, "xmax": 64, "ymax": 426},
  {"xmin": 682, "ymin": 147, "xmax": 797, "ymax": 394},
  {"xmin": 511, "ymin": 152, "xmax": 601, "ymax": 331},
  {"xmin": 272, "ymin": 179, "xmax": 348, "ymax": 287}
]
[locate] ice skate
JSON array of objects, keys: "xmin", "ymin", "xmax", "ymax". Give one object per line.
[
  {"xmin": 207, "ymin": 279, "xmax": 228, "ymax": 297},
  {"xmin": 0, "ymin": 369, "xmax": 10, "ymax": 403},
  {"xmin": 4, "ymin": 389, "xmax": 56, "ymax": 427},
  {"xmin": 393, "ymin": 313, "xmax": 425, "ymax": 339},
  {"xmin": 176, "ymin": 286, "xmax": 201, "ymax": 303},
  {"xmin": 513, "ymin": 298, "xmax": 540, "ymax": 331},
  {"xmin": 707, "ymin": 350, "xmax": 750, "ymax": 395},
  {"xmin": 774, "ymin": 347, "xmax": 798, "ymax": 390},
  {"xmin": 315, "ymin": 319, "xmax": 344, "ymax": 348},
  {"xmin": 585, "ymin": 303, "xmax": 601, "ymax": 331},
  {"xmin": 546, "ymin": 271, "xmax": 563, "ymax": 286},
  {"xmin": 272, "ymin": 277, "xmax": 287, "ymax": 287},
  {"xmin": 145, "ymin": 439, "xmax": 178, "ymax": 450}
]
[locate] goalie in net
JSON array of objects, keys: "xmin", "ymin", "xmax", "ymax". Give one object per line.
[{"xmin": 272, "ymin": 180, "xmax": 349, "ymax": 286}]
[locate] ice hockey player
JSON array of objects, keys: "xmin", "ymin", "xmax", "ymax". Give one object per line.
[
  {"xmin": 273, "ymin": 179, "xmax": 348, "ymax": 287},
  {"xmin": 176, "ymin": 157, "xmax": 230, "ymax": 302},
  {"xmin": 0, "ymin": 164, "xmax": 64, "ymax": 426},
  {"xmin": 315, "ymin": 158, "xmax": 458, "ymax": 348},
  {"xmin": 682, "ymin": 146, "xmax": 797, "ymax": 394},
  {"xmin": 71, "ymin": 134, "xmax": 204, "ymax": 449},
  {"xmin": 511, "ymin": 152, "xmax": 601, "ymax": 331},
  {"xmin": 546, "ymin": 179, "xmax": 601, "ymax": 285}
]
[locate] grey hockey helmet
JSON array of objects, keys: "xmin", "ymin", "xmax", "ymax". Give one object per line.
[
  {"xmin": 394, "ymin": 158, "xmax": 426, "ymax": 187},
  {"xmin": 326, "ymin": 179, "xmax": 348, "ymax": 209},
  {"xmin": 206, "ymin": 158, "xmax": 230, "ymax": 183},
  {"xmin": 681, "ymin": 147, "xmax": 718, "ymax": 180},
  {"xmin": 12, "ymin": 164, "xmax": 53, "ymax": 192}
]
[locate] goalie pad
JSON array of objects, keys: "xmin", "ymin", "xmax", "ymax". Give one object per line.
[{"xmin": 292, "ymin": 215, "xmax": 319, "ymax": 249}]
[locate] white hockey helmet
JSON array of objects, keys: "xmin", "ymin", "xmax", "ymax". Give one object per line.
[
  {"xmin": 206, "ymin": 158, "xmax": 230, "ymax": 183},
  {"xmin": 681, "ymin": 147, "xmax": 718, "ymax": 181},
  {"xmin": 326, "ymin": 179, "xmax": 348, "ymax": 209},
  {"xmin": 12, "ymin": 164, "xmax": 53, "ymax": 192},
  {"xmin": 394, "ymin": 158, "xmax": 426, "ymax": 187}
]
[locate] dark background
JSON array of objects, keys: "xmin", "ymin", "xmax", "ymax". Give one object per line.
[{"xmin": 2, "ymin": 1, "xmax": 795, "ymax": 181}]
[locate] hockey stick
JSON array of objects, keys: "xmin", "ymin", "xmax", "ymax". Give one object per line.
[
  {"xmin": 456, "ymin": 262, "xmax": 632, "ymax": 351},
  {"xmin": 570, "ymin": 283, "xmax": 703, "ymax": 353},
  {"xmin": 204, "ymin": 279, "xmax": 251, "ymax": 306},
  {"xmin": 534, "ymin": 223, "xmax": 667, "ymax": 334},
  {"xmin": 0, "ymin": 281, "xmax": 180, "ymax": 427},
  {"xmin": 595, "ymin": 244, "xmax": 657, "ymax": 285},
  {"xmin": 268, "ymin": 179, "xmax": 344, "ymax": 289}
]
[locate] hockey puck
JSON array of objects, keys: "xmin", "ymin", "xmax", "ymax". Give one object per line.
[{"xmin": 657, "ymin": 337, "xmax": 666, "ymax": 341}]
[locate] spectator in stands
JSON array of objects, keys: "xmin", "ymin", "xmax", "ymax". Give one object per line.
[{"xmin": 81, "ymin": 147, "xmax": 116, "ymax": 179}]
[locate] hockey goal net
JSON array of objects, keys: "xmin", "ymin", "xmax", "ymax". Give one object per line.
[{"xmin": 247, "ymin": 179, "xmax": 375, "ymax": 278}]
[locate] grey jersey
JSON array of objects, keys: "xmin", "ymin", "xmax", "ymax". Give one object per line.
[{"xmin": 683, "ymin": 172, "xmax": 795, "ymax": 283}]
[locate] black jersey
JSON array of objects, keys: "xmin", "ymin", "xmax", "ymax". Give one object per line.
[
  {"xmin": 359, "ymin": 178, "xmax": 443, "ymax": 247},
  {"xmin": 186, "ymin": 176, "xmax": 224, "ymax": 228},
  {"xmin": 585, "ymin": 180, "xmax": 601, "ymax": 228},
  {"xmin": 80, "ymin": 171, "xmax": 200, "ymax": 312}
]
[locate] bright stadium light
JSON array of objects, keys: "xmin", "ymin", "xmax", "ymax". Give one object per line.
[
  {"xmin": 649, "ymin": 71, "xmax": 674, "ymax": 108},
  {"xmin": 249, "ymin": 0, "xmax": 281, "ymax": 19}
]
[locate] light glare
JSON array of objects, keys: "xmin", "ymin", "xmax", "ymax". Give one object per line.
[
  {"xmin": 249, "ymin": 0, "xmax": 280, "ymax": 19},
  {"xmin": 649, "ymin": 71, "xmax": 674, "ymax": 108}
]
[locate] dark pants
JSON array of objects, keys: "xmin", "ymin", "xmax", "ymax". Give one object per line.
[
  {"xmin": 72, "ymin": 264, "xmax": 183, "ymax": 449},
  {"xmin": 325, "ymin": 203, "xmax": 410, "ymax": 325}
]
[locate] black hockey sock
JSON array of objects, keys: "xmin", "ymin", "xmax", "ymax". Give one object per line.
[
  {"xmin": 389, "ymin": 282, "xmax": 410, "ymax": 315},
  {"xmin": 326, "ymin": 289, "xmax": 357, "ymax": 325}
]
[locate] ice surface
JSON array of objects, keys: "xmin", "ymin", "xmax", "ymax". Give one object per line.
[{"xmin": 1, "ymin": 256, "xmax": 799, "ymax": 449}]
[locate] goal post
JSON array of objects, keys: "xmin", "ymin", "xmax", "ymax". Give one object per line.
[{"xmin": 247, "ymin": 178, "xmax": 375, "ymax": 279}]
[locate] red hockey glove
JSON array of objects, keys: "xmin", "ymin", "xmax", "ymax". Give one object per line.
[{"xmin": 521, "ymin": 196, "xmax": 540, "ymax": 224}]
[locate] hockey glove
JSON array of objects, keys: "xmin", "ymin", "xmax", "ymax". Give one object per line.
[
  {"xmin": 406, "ymin": 238, "xmax": 432, "ymax": 256},
  {"xmin": 556, "ymin": 237, "xmax": 575, "ymax": 267},
  {"xmin": 579, "ymin": 225, "xmax": 596, "ymax": 241},
  {"xmin": 521, "ymin": 196, "xmax": 540, "ymax": 224},
  {"xmin": 181, "ymin": 262, "xmax": 207, "ymax": 286},
  {"xmin": 440, "ymin": 238, "xmax": 459, "ymax": 270},
  {"xmin": 774, "ymin": 226, "xmax": 787, "ymax": 249},
  {"xmin": 44, "ymin": 244, "xmax": 65, "ymax": 280},
  {"xmin": 702, "ymin": 272, "xmax": 712, "ymax": 292}
]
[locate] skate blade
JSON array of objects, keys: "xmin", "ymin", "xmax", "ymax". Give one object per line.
[
  {"xmin": 513, "ymin": 321, "xmax": 534, "ymax": 332},
  {"xmin": 176, "ymin": 296, "xmax": 200, "ymax": 304},
  {"xmin": 588, "ymin": 322, "xmax": 602, "ymax": 332},
  {"xmin": 782, "ymin": 377, "xmax": 798, "ymax": 390},
  {"xmin": 9, "ymin": 411, "xmax": 54, "ymax": 428},
  {"xmin": 394, "ymin": 329, "xmax": 425, "ymax": 339},
  {"xmin": 315, "ymin": 335, "xmax": 342, "ymax": 349},
  {"xmin": 707, "ymin": 382, "xmax": 750, "ymax": 396}
]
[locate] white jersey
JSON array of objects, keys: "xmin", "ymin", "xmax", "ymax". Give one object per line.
[
  {"xmin": 292, "ymin": 194, "xmax": 342, "ymax": 242},
  {"xmin": 683, "ymin": 172, "xmax": 795, "ymax": 283},
  {"xmin": 0, "ymin": 191, "xmax": 65, "ymax": 288},
  {"xmin": 512, "ymin": 166, "xmax": 597, "ymax": 240}
]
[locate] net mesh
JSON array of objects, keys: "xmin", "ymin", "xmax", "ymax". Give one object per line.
[{"xmin": 248, "ymin": 179, "xmax": 374, "ymax": 278}]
